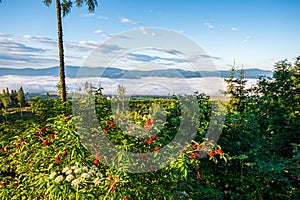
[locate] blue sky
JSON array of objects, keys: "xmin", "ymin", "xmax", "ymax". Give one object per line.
[{"xmin": 0, "ymin": 0, "xmax": 300, "ymax": 70}]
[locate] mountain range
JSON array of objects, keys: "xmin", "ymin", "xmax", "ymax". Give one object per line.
[{"xmin": 0, "ymin": 66, "xmax": 273, "ymax": 79}]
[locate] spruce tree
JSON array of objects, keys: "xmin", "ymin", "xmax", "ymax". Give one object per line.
[{"xmin": 223, "ymin": 64, "xmax": 247, "ymax": 112}]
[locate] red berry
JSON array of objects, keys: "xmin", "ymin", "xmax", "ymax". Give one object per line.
[
  {"xmin": 144, "ymin": 120, "xmax": 151, "ymax": 129},
  {"xmin": 208, "ymin": 151, "xmax": 215, "ymax": 157},
  {"xmin": 13, "ymin": 184, "xmax": 18, "ymax": 188},
  {"xmin": 107, "ymin": 121, "xmax": 115, "ymax": 128},
  {"xmin": 192, "ymin": 143, "xmax": 198, "ymax": 149},
  {"xmin": 16, "ymin": 144, "xmax": 20, "ymax": 149},
  {"xmin": 215, "ymin": 148, "xmax": 223, "ymax": 155},
  {"xmin": 34, "ymin": 132, "xmax": 39, "ymax": 137},
  {"xmin": 40, "ymin": 127, "xmax": 46, "ymax": 133},
  {"xmin": 143, "ymin": 140, "xmax": 147, "ymax": 145},
  {"xmin": 147, "ymin": 139, "xmax": 153, "ymax": 145},
  {"xmin": 49, "ymin": 134, "xmax": 55, "ymax": 139},
  {"xmin": 103, "ymin": 128, "xmax": 108, "ymax": 133},
  {"xmin": 124, "ymin": 198, "xmax": 129, "ymax": 200},
  {"xmin": 93, "ymin": 159, "xmax": 99, "ymax": 165},
  {"xmin": 111, "ymin": 123, "xmax": 115, "ymax": 129},
  {"xmin": 189, "ymin": 153, "xmax": 196, "ymax": 159},
  {"xmin": 154, "ymin": 146, "xmax": 160, "ymax": 151},
  {"xmin": 62, "ymin": 151, "xmax": 67, "ymax": 156},
  {"xmin": 18, "ymin": 138, "xmax": 23, "ymax": 143},
  {"xmin": 42, "ymin": 140, "xmax": 49, "ymax": 146},
  {"xmin": 55, "ymin": 156, "xmax": 60, "ymax": 162},
  {"xmin": 107, "ymin": 174, "xmax": 113, "ymax": 179},
  {"xmin": 151, "ymin": 134, "xmax": 157, "ymax": 140},
  {"xmin": 0, "ymin": 183, "xmax": 5, "ymax": 187}
]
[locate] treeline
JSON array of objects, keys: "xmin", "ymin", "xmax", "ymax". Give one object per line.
[
  {"xmin": 214, "ymin": 56, "xmax": 300, "ymax": 198},
  {"xmin": 0, "ymin": 87, "xmax": 27, "ymax": 119}
]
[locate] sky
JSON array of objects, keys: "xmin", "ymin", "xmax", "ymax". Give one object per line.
[{"xmin": 0, "ymin": 0, "xmax": 300, "ymax": 71}]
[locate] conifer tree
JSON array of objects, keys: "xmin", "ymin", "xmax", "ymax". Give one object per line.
[
  {"xmin": 223, "ymin": 63, "xmax": 247, "ymax": 112},
  {"xmin": 1, "ymin": 89, "xmax": 9, "ymax": 122},
  {"xmin": 17, "ymin": 87, "xmax": 25, "ymax": 117}
]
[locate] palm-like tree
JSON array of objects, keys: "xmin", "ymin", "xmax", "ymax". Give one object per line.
[{"xmin": 43, "ymin": 0, "xmax": 98, "ymax": 102}]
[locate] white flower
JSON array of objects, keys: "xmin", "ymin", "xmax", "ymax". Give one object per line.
[
  {"xmin": 65, "ymin": 174, "xmax": 74, "ymax": 182},
  {"xmin": 71, "ymin": 166, "xmax": 80, "ymax": 170},
  {"xmin": 89, "ymin": 168, "xmax": 96, "ymax": 174},
  {"xmin": 181, "ymin": 191, "xmax": 189, "ymax": 197},
  {"xmin": 49, "ymin": 172, "xmax": 57, "ymax": 179},
  {"xmin": 82, "ymin": 166, "xmax": 88, "ymax": 171},
  {"xmin": 71, "ymin": 178, "xmax": 82, "ymax": 187},
  {"xmin": 93, "ymin": 177, "xmax": 101, "ymax": 186},
  {"xmin": 80, "ymin": 173, "xmax": 90, "ymax": 179},
  {"xmin": 74, "ymin": 168, "xmax": 81, "ymax": 174},
  {"xmin": 96, "ymin": 172, "xmax": 103, "ymax": 178},
  {"xmin": 62, "ymin": 167, "xmax": 70, "ymax": 173},
  {"xmin": 88, "ymin": 172, "xmax": 94, "ymax": 177},
  {"xmin": 54, "ymin": 175, "xmax": 64, "ymax": 183},
  {"xmin": 66, "ymin": 169, "xmax": 73, "ymax": 175}
]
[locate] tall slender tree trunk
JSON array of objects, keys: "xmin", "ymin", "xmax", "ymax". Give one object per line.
[{"xmin": 56, "ymin": 0, "xmax": 67, "ymax": 102}]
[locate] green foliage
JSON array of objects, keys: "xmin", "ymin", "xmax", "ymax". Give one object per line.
[
  {"xmin": 1, "ymin": 56, "xmax": 300, "ymax": 199},
  {"xmin": 219, "ymin": 56, "xmax": 300, "ymax": 199},
  {"xmin": 223, "ymin": 63, "xmax": 247, "ymax": 113},
  {"xmin": 0, "ymin": 88, "xmax": 228, "ymax": 199}
]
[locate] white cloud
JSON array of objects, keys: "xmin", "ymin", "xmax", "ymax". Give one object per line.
[
  {"xmin": 243, "ymin": 35, "xmax": 251, "ymax": 43},
  {"xmin": 231, "ymin": 27, "xmax": 238, "ymax": 31},
  {"xmin": 120, "ymin": 17, "xmax": 141, "ymax": 25},
  {"xmin": 93, "ymin": 30, "xmax": 132, "ymax": 39},
  {"xmin": 93, "ymin": 30, "xmax": 104, "ymax": 34},
  {"xmin": 0, "ymin": 33, "xmax": 13, "ymax": 38},
  {"xmin": 22, "ymin": 35, "xmax": 57, "ymax": 46},
  {"xmin": 93, "ymin": 29, "xmax": 114, "ymax": 38},
  {"xmin": 0, "ymin": 75, "xmax": 228, "ymax": 97},
  {"xmin": 204, "ymin": 22, "xmax": 214, "ymax": 29},
  {"xmin": 97, "ymin": 16, "xmax": 109, "ymax": 20},
  {"xmin": 140, "ymin": 27, "xmax": 147, "ymax": 35},
  {"xmin": 80, "ymin": 13, "xmax": 95, "ymax": 17},
  {"xmin": 0, "ymin": 36, "xmax": 57, "ymax": 68},
  {"xmin": 77, "ymin": 40, "xmax": 100, "ymax": 50}
]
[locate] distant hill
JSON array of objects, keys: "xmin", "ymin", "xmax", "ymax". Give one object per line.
[{"xmin": 0, "ymin": 66, "xmax": 273, "ymax": 79}]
